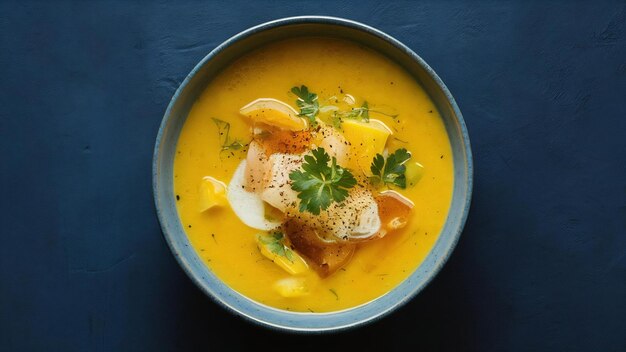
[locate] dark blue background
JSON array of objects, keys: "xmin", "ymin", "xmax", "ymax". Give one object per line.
[{"xmin": 1, "ymin": 1, "xmax": 625, "ymax": 351}]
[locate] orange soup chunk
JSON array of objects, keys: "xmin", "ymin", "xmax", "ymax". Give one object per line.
[
  {"xmin": 283, "ymin": 219, "xmax": 356, "ymax": 277},
  {"xmin": 374, "ymin": 190, "xmax": 414, "ymax": 238}
]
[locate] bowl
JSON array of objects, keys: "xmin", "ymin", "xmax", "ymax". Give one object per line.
[{"xmin": 153, "ymin": 16, "xmax": 472, "ymax": 332}]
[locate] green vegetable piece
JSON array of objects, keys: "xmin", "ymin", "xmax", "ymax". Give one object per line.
[{"xmin": 405, "ymin": 161, "xmax": 425, "ymax": 187}]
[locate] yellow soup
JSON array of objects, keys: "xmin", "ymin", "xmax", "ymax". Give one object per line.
[{"xmin": 174, "ymin": 37, "xmax": 453, "ymax": 312}]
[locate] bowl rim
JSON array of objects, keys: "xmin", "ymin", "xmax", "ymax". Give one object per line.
[{"xmin": 153, "ymin": 15, "xmax": 473, "ymax": 332}]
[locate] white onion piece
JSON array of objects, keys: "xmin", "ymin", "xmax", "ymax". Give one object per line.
[{"xmin": 227, "ymin": 160, "xmax": 281, "ymax": 231}]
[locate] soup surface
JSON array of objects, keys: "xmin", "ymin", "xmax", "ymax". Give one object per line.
[{"xmin": 174, "ymin": 37, "xmax": 453, "ymax": 312}]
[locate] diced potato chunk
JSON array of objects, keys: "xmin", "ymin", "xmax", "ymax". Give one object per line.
[
  {"xmin": 341, "ymin": 119, "xmax": 392, "ymax": 173},
  {"xmin": 256, "ymin": 233, "xmax": 309, "ymax": 275},
  {"xmin": 198, "ymin": 176, "xmax": 227, "ymax": 212},
  {"xmin": 273, "ymin": 277, "xmax": 312, "ymax": 298}
]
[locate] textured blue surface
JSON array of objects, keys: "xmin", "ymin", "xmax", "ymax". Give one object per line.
[{"xmin": 1, "ymin": 1, "xmax": 625, "ymax": 351}]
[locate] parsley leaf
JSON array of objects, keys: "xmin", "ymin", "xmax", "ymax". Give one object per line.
[
  {"xmin": 212, "ymin": 118, "xmax": 244, "ymax": 151},
  {"xmin": 370, "ymin": 148, "xmax": 412, "ymax": 189},
  {"xmin": 291, "ymin": 85, "xmax": 319, "ymax": 126},
  {"xmin": 289, "ymin": 147, "xmax": 357, "ymax": 215},
  {"xmin": 258, "ymin": 232, "xmax": 295, "ymax": 262}
]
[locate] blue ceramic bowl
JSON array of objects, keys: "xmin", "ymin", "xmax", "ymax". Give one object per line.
[{"xmin": 153, "ymin": 16, "xmax": 472, "ymax": 332}]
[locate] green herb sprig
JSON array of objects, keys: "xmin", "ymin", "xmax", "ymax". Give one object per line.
[
  {"xmin": 289, "ymin": 147, "xmax": 357, "ymax": 215},
  {"xmin": 332, "ymin": 101, "xmax": 399, "ymax": 127},
  {"xmin": 338, "ymin": 101, "xmax": 370, "ymax": 122},
  {"xmin": 291, "ymin": 85, "xmax": 319, "ymax": 126},
  {"xmin": 258, "ymin": 232, "xmax": 294, "ymax": 262},
  {"xmin": 370, "ymin": 148, "xmax": 412, "ymax": 189},
  {"xmin": 212, "ymin": 118, "xmax": 243, "ymax": 151}
]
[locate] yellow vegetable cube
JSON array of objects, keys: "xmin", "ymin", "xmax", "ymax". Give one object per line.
[
  {"xmin": 273, "ymin": 277, "xmax": 312, "ymax": 298},
  {"xmin": 341, "ymin": 119, "xmax": 392, "ymax": 173},
  {"xmin": 197, "ymin": 176, "xmax": 227, "ymax": 212},
  {"xmin": 256, "ymin": 233, "xmax": 309, "ymax": 275}
]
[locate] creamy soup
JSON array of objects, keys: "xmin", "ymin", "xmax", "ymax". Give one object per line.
[{"xmin": 173, "ymin": 37, "xmax": 453, "ymax": 312}]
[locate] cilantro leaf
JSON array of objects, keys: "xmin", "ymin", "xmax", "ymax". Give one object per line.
[
  {"xmin": 258, "ymin": 232, "xmax": 295, "ymax": 262},
  {"xmin": 370, "ymin": 148, "xmax": 412, "ymax": 189},
  {"xmin": 212, "ymin": 118, "xmax": 244, "ymax": 151},
  {"xmin": 291, "ymin": 85, "xmax": 319, "ymax": 126},
  {"xmin": 289, "ymin": 147, "xmax": 357, "ymax": 215}
]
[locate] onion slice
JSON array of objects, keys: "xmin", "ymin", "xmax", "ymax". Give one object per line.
[{"xmin": 227, "ymin": 160, "xmax": 281, "ymax": 231}]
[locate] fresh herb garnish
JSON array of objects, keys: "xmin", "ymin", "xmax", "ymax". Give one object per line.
[
  {"xmin": 289, "ymin": 147, "xmax": 357, "ymax": 215},
  {"xmin": 343, "ymin": 101, "xmax": 370, "ymax": 122},
  {"xmin": 258, "ymin": 232, "xmax": 294, "ymax": 262},
  {"xmin": 393, "ymin": 136, "xmax": 409, "ymax": 144},
  {"xmin": 370, "ymin": 148, "xmax": 412, "ymax": 189},
  {"xmin": 332, "ymin": 101, "xmax": 399, "ymax": 127},
  {"xmin": 329, "ymin": 112, "xmax": 343, "ymax": 129},
  {"xmin": 291, "ymin": 85, "xmax": 319, "ymax": 126},
  {"xmin": 212, "ymin": 118, "xmax": 243, "ymax": 151},
  {"xmin": 329, "ymin": 288, "xmax": 339, "ymax": 300}
]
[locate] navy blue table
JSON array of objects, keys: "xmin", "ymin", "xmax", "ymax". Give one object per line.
[{"xmin": 1, "ymin": 2, "xmax": 625, "ymax": 351}]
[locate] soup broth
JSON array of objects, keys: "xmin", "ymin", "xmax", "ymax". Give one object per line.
[{"xmin": 173, "ymin": 37, "xmax": 453, "ymax": 312}]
